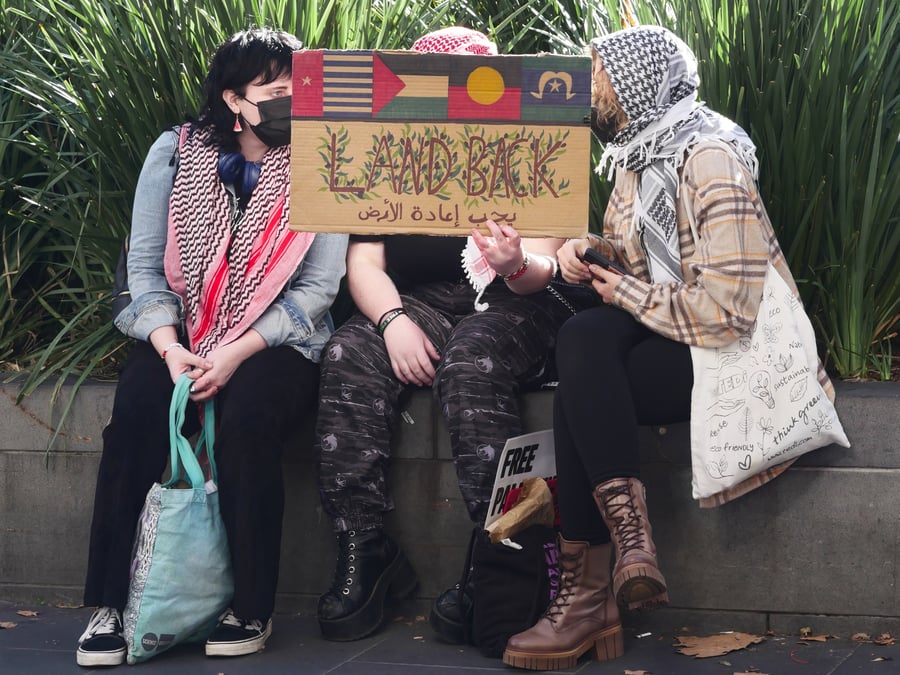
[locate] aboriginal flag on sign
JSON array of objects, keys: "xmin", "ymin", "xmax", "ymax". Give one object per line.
[{"xmin": 292, "ymin": 50, "xmax": 588, "ymax": 124}]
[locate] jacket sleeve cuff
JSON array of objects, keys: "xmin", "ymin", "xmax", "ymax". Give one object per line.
[
  {"xmin": 611, "ymin": 274, "xmax": 649, "ymax": 314},
  {"xmin": 251, "ymin": 302, "xmax": 314, "ymax": 348},
  {"xmin": 113, "ymin": 292, "xmax": 183, "ymax": 341}
]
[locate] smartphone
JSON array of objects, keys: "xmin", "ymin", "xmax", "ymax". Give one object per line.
[{"xmin": 581, "ymin": 247, "xmax": 628, "ymax": 275}]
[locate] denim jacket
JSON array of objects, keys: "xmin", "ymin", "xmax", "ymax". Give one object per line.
[{"xmin": 114, "ymin": 128, "xmax": 348, "ymax": 362}]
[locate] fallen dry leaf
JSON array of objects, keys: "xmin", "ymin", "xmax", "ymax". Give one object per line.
[
  {"xmin": 734, "ymin": 672, "xmax": 769, "ymax": 675},
  {"xmin": 624, "ymin": 670, "xmax": 650, "ymax": 675},
  {"xmin": 674, "ymin": 632, "xmax": 764, "ymax": 658},
  {"xmin": 0, "ymin": 621, "xmax": 17, "ymax": 629},
  {"xmin": 800, "ymin": 634, "xmax": 829, "ymax": 642},
  {"xmin": 16, "ymin": 610, "xmax": 38, "ymax": 617},
  {"xmin": 799, "ymin": 626, "xmax": 812, "ymax": 637},
  {"xmin": 851, "ymin": 632, "xmax": 895, "ymax": 645}
]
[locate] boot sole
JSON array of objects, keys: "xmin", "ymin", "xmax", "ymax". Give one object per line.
[
  {"xmin": 502, "ymin": 623, "xmax": 624, "ymax": 670},
  {"xmin": 318, "ymin": 548, "xmax": 417, "ymax": 641},
  {"xmin": 614, "ymin": 564, "xmax": 669, "ymax": 610},
  {"xmin": 428, "ymin": 605, "xmax": 464, "ymax": 644}
]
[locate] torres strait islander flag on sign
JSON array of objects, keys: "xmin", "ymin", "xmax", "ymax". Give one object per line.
[{"xmin": 290, "ymin": 49, "xmax": 592, "ymax": 237}]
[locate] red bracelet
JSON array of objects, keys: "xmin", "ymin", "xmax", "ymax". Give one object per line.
[
  {"xmin": 501, "ymin": 254, "xmax": 530, "ymax": 282},
  {"xmin": 161, "ymin": 342, "xmax": 184, "ymax": 359}
]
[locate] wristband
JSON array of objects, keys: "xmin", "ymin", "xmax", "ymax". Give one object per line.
[
  {"xmin": 377, "ymin": 307, "xmax": 404, "ymax": 328},
  {"xmin": 378, "ymin": 308, "xmax": 407, "ymax": 335},
  {"xmin": 161, "ymin": 342, "xmax": 184, "ymax": 360},
  {"xmin": 501, "ymin": 253, "xmax": 530, "ymax": 282}
]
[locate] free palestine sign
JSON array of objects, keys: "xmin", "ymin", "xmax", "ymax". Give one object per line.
[{"xmin": 289, "ymin": 49, "xmax": 592, "ymax": 237}]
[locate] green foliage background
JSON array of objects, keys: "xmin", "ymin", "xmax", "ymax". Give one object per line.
[{"xmin": 1, "ymin": 0, "xmax": 897, "ymax": 426}]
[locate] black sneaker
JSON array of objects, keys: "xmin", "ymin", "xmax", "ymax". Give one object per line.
[
  {"xmin": 205, "ymin": 609, "xmax": 272, "ymax": 657},
  {"xmin": 76, "ymin": 606, "xmax": 126, "ymax": 666},
  {"xmin": 317, "ymin": 529, "xmax": 418, "ymax": 641}
]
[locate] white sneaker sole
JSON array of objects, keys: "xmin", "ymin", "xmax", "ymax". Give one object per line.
[
  {"xmin": 76, "ymin": 646, "xmax": 126, "ymax": 667},
  {"xmin": 205, "ymin": 619, "xmax": 272, "ymax": 657}
]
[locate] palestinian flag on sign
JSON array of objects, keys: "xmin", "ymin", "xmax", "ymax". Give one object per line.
[{"xmin": 292, "ymin": 50, "xmax": 590, "ymax": 124}]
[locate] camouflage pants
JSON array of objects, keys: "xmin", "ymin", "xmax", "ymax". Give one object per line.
[{"xmin": 315, "ymin": 280, "xmax": 592, "ymax": 532}]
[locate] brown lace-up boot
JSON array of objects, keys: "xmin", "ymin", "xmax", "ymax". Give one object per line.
[
  {"xmin": 502, "ymin": 538, "xmax": 623, "ymax": 671},
  {"xmin": 593, "ymin": 477, "xmax": 668, "ymax": 610}
]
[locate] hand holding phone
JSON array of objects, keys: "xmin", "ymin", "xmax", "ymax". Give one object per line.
[{"xmin": 581, "ymin": 247, "xmax": 628, "ymax": 276}]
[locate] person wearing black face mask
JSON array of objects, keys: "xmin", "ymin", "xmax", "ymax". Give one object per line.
[
  {"xmin": 588, "ymin": 57, "xmax": 627, "ymax": 145},
  {"xmin": 240, "ymin": 95, "xmax": 293, "ymax": 148},
  {"xmin": 588, "ymin": 107, "xmax": 620, "ymax": 145},
  {"xmin": 76, "ymin": 28, "xmax": 348, "ymax": 667}
]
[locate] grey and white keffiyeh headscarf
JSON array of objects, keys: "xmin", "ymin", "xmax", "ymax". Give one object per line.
[{"xmin": 591, "ymin": 26, "xmax": 759, "ymax": 284}]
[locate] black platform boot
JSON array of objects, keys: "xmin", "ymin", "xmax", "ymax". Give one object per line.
[
  {"xmin": 317, "ymin": 529, "xmax": 418, "ymax": 641},
  {"xmin": 429, "ymin": 576, "xmax": 475, "ymax": 644}
]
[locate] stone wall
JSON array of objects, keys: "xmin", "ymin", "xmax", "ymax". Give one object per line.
[{"xmin": 0, "ymin": 378, "xmax": 897, "ymax": 634}]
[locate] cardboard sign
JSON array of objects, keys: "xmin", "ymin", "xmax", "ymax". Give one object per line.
[
  {"xmin": 290, "ymin": 50, "xmax": 592, "ymax": 237},
  {"xmin": 484, "ymin": 429, "xmax": 556, "ymax": 528}
]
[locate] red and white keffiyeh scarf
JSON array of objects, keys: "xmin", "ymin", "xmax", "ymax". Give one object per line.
[{"xmin": 164, "ymin": 125, "xmax": 315, "ymax": 357}]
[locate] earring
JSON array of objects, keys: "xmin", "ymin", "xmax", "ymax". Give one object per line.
[{"xmin": 232, "ymin": 113, "xmax": 242, "ymax": 133}]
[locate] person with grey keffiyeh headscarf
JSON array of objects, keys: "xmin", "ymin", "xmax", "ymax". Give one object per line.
[{"xmin": 503, "ymin": 26, "xmax": 825, "ymax": 671}]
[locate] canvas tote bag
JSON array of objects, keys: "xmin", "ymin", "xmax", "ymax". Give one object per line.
[
  {"xmin": 689, "ymin": 263, "xmax": 850, "ymax": 500},
  {"xmin": 123, "ymin": 374, "xmax": 233, "ymax": 663}
]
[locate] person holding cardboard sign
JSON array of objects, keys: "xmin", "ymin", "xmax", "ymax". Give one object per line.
[
  {"xmin": 314, "ymin": 27, "xmax": 596, "ymax": 644},
  {"xmin": 502, "ymin": 26, "xmax": 839, "ymax": 671},
  {"xmin": 76, "ymin": 29, "xmax": 347, "ymax": 666}
]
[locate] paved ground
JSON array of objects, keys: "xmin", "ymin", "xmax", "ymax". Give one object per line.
[{"xmin": 1, "ymin": 600, "xmax": 897, "ymax": 674}]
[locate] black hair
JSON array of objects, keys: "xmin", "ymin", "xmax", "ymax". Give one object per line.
[{"xmin": 193, "ymin": 27, "xmax": 302, "ymax": 150}]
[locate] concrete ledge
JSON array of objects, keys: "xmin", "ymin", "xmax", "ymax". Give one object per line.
[{"xmin": 1, "ymin": 377, "xmax": 897, "ymax": 634}]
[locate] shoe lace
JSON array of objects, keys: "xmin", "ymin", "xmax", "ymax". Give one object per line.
[
  {"xmin": 327, "ymin": 530, "xmax": 358, "ymax": 596},
  {"xmin": 598, "ymin": 483, "xmax": 645, "ymax": 554},
  {"xmin": 79, "ymin": 607, "xmax": 121, "ymax": 642},
  {"xmin": 219, "ymin": 610, "xmax": 263, "ymax": 632},
  {"xmin": 220, "ymin": 610, "xmax": 243, "ymax": 628},
  {"xmin": 543, "ymin": 551, "xmax": 583, "ymax": 624}
]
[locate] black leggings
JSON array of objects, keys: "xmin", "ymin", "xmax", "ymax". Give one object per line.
[{"xmin": 554, "ymin": 305, "xmax": 693, "ymax": 544}]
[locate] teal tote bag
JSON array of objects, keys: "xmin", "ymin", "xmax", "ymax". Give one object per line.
[{"xmin": 123, "ymin": 374, "xmax": 233, "ymax": 663}]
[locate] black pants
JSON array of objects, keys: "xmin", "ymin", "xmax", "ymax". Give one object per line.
[
  {"xmin": 83, "ymin": 340, "xmax": 319, "ymax": 621},
  {"xmin": 553, "ymin": 305, "xmax": 693, "ymax": 545},
  {"xmin": 315, "ymin": 280, "xmax": 588, "ymax": 531}
]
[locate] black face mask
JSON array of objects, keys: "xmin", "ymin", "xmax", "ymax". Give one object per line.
[
  {"xmin": 589, "ymin": 107, "xmax": 619, "ymax": 145},
  {"xmin": 245, "ymin": 96, "xmax": 292, "ymax": 147}
]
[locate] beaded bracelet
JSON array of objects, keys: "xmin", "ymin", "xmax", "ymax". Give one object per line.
[
  {"xmin": 378, "ymin": 308, "xmax": 407, "ymax": 335},
  {"xmin": 160, "ymin": 342, "xmax": 184, "ymax": 359},
  {"xmin": 501, "ymin": 253, "xmax": 530, "ymax": 282}
]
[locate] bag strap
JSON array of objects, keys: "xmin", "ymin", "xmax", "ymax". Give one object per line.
[
  {"xmin": 165, "ymin": 373, "xmax": 215, "ymax": 489},
  {"xmin": 459, "ymin": 526, "xmax": 482, "ymax": 645}
]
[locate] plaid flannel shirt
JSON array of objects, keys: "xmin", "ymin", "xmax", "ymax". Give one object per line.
[{"xmin": 594, "ymin": 140, "xmax": 836, "ymax": 506}]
